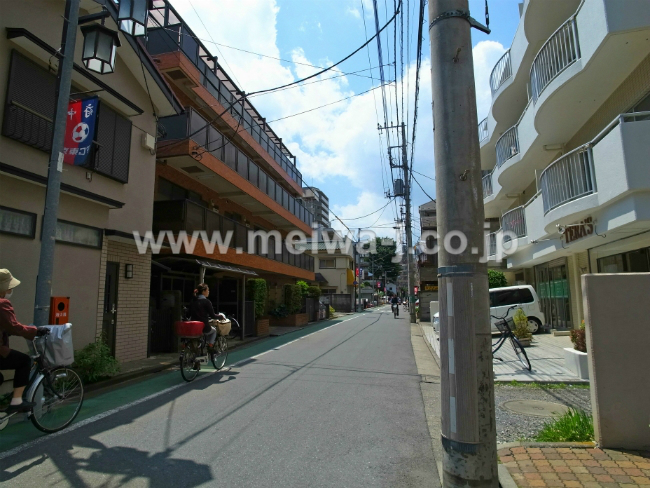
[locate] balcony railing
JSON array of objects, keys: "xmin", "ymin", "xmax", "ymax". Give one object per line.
[
  {"xmin": 153, "ymin": 199, "xmax": 315, "ymax": 272},
  {"xmin": 530, "ymin": 16, "xmax": 581, "ymax": 102},
  {"xmin": 501, "ymin": 206, "xmax": 527, "ymax": 239},
  {"xmin": 490, "ymin": 50, "xmax": 512, "ymax": 94},
  {"xmin": 478, "ymin": 117, "xmax": 489, "ymax": 142},
  {"xmin": 482, "ymin": 172, "xmax": 493, "ymax": 198},
  {"xmin": 159, "ymin": 108, "xmax": 313, "ymax": 228},
  {"xmin": 487, "ymin": 232, "xmax": 497, "ymax": 257},
  {"xmin": 145, "ymin": 0, "xmax": 303, "ymax": 189},
  {"xmin": 539, "ymin": 145, "xmax": 595, "ymax": 214},
  {"xmin": 495, "ymin": 125, "xmax": 520, "ymax": 168}
]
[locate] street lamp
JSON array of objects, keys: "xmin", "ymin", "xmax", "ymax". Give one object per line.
[
  {"xmin": 117, "ymin": 0, "xmax": 150, "ymax": 37},
  {"xmin": 81, "ymin": 23, "xmax": 121, "ymax": 74}
]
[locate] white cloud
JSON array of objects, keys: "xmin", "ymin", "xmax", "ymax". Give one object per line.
[
  {"xmin": 346, "ymin": 6, "xmax": 361, "ymax": 19},
  {"xmin": 472, "ymin": 40, "xmax": 507, "ymax": 120}
]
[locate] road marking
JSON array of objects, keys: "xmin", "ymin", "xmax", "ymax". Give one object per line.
[{"xmin": 0, "ymin": 313, "xmax": 368, "ymax": 461}]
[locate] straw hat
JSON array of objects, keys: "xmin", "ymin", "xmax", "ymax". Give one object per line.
[{"xmin": 0, "ymin": 269, "xmax": 21, "ymax": 293}]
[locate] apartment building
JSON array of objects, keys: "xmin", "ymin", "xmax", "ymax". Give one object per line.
[
  {"xmin": 480, "ymin": 0, "xmax": 650, "ymax": 330},
  {"xmin": 417, "ymin": 200, "xmax": 438, "ymax": 320},
  {"xmin": 140, "ymin": 0, "xmax": 316, "ymax": 350},
  {"xmin": 0, "ymin": 0, "xmax": 181, "ymax": 362},
  {"xmin": 302, "ymin": 186, "xmax": 330, "ymax": 229}
]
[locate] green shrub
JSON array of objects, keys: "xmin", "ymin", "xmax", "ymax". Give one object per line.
[
  {"xmin": 488, "ymin": 270, "xmax": 507, "ymax": 288},
  {"xmin": 296, "ymin": 280, "xmax": 309, "ymax": 297},
  {"xmin": 329, "ymin": 305, "xmax": 335, "ymax": 315},
  {"xmin": 570, "ymin": 320, "xmax": 587, "ymax": 353},
  {"xmin": 247, "ymin": 278, "xmax": 268, "ymax": 318},
  {"xmin": 283, "ymin": 284, "xmax": 303, "ymax": 314},
  {"xmin": 73, "ymin": 339, "xmax": 120, "ymax": 384},
  {"xmin": 269, "ymin": 304, "xmax": 289, "ymax": 318},
  {"xmin": 513, "ymin": 308, "xmax": 532, "ymax": 340},
  {"xmin": 535, "ymin": 408, "xmax": 594, "ymax": 442},
  {"xmin": 307, "ymin": 286, "xmax": 321, "ymax": 299}
]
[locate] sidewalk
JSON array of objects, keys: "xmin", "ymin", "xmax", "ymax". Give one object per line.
[
  {"xmin": 498, "ymin": 445, "xmax": 650, "ymax": 488},
  {"xmin": 420, "ymin": 321, "xmax": 588, "ymax": 383}
]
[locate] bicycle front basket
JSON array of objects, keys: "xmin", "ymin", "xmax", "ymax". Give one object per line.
[
  {"xmin": 28, "ymin": 324, "xmax": 75, "ymax": 368},
  {"xmin": 495, "ymin": 318, "xmax": 515, "ymax": 333}
]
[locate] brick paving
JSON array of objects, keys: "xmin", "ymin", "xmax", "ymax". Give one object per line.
[{"xmin": 499, "ymin": 446, "xmax": 650, "ymax": 487}]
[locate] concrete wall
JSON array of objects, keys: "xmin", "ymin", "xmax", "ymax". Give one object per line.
[{"xmin": 582, "ymin": 273, "xmax": 650, "ymax": 450}]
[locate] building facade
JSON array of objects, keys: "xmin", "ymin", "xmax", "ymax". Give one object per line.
[
  {"xmin": 0, "ymin": 0, "xmax": 181, "ymax": 363},
  {"xmin": 417, "ymin": 200, "xmax": 438, "ymax": 321},
  {"xmin": 142, "ymin": 0, "xmax": 316, "ymax": 351},
  {"xmin": 479, "ymin": 0, "xmax": 650, "ymax": 330},
  {"xmin": 302, "ymin": 186, "xmax": 330, "ymax": 229}
]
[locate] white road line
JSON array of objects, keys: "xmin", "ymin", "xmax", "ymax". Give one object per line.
[{"xmin": 0, "ymin": 313, "xmax": 367, "ymax": 461}]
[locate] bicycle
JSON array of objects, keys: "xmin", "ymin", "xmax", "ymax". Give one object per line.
[
  {"xmin": 227, "ymin": 315, "xmax": 241, "ymax": 339},
  {"xmin": 178, "ymin": 325, "xmax": 228, "ymax": 382},
  {"xmin": 391, "ymin": 303, "xmax": 399, "ymax": 318},
  {"xmin": 0, "ymin": 333, "xmax": 84, "ymax": 433},
  {"xmin": 491, "ymin": 305, "xmax": 532, "ymax": 372}
]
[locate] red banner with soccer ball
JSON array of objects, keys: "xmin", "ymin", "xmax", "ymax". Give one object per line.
[{"xmin": 63, "ymin": 96, "xmax": 98, "ymax": 166}]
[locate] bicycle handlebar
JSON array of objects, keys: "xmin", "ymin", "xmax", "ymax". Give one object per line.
[{"xmin": 489, "ymin": 304, "xmax": 518, "ymax": 320}]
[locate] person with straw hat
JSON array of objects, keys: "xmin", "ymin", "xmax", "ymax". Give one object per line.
[{"xmin": 0, "ymin": 269, "xmax": 50, "ymax": 413}]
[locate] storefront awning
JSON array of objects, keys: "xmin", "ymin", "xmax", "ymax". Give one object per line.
[{"xmin": 196, "ymin": 260, "xmax": 258, "ymax": 276}]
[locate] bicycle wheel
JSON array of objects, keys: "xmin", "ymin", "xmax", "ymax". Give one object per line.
[
  {"xmin": 211, "ymin": 335, "xmax": 228, "ymax": 371},
  {"xmin": 29, "ymin": 367, "xmax": 84, "ymax": 433},
  {"xmin": 180, "ymin": 348, "xmax": 199, "ymax": 382},
  {"xmin": 228, "ymin": 317, "xmax": 241, "ymax": 339},
  {"xmin": 510, "ymin": 337, "xmax": 532, "ymax": 371}
]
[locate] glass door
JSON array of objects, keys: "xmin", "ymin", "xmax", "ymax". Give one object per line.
[{"xmin": 535, "ymin": 260, "xmax": 572, "ymax": 330}]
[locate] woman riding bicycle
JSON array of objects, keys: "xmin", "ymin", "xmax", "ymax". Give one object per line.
[
  {"xmin": 188, "ymin": 283, "xmax": 221, "ymax": 350},
  {"xmin": 0, "ymin": 269, "xmax": 49, "ymax": 413}
]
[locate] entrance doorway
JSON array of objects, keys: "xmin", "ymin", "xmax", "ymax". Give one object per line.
[
  {"xmin": 102, "ymin": 262, "xmax": 119, "ymax": 356},
  {"xmin": 534, "ymin": 259, "xmax": 572, "ymax": 329}
]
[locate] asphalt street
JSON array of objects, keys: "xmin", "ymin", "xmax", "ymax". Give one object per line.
[{"xmin": 0, "ymin": 307, "xmax": 440, "ymax": 487}]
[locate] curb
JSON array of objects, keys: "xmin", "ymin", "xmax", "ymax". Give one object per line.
[
  {"xmin": 497, "ymin": 441, "xmax": 597, "ymax": 449},
  {"xmin": 417, "ymin": 321, "xmax": 441, "ymax": 368}
]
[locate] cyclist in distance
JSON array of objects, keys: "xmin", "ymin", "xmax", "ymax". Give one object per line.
[
  {"xmin": 0, "ymin": 269, "xmax": 49, "ymax": 413},
  {"xmin": 390, "ymin": 295, "xmax": 399, "ymax": 317},
  {"xmin": 188, "ymin": 283, "xmax": 219, "ymax": 350}
]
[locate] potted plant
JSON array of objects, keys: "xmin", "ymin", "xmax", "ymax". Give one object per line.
[
  {"xmin": 513, "ymin": 308, "xmax": 532, "ymax": 347},
  {"xmin": 564, "ymin": 320, "xmax": 589, "ymax": 379},
  {"xmin": 248, "ymin": 279, "xmax": 269, "ymax": 336}
]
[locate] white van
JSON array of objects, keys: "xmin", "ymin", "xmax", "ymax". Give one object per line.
[{"xmin": 432, "ymin": 285, "xmax": 545, "ymax": 334}]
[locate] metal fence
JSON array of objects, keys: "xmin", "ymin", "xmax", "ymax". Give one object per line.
[
  {"xmin": 530, "ymin": 17, "xmax": 580, "ymax": 102},
  {"xmin": 501, "ymin": 206, "xmax": 527, "ymax": 239},
  {"xmin": 490, "ymin": 50, "xmax": 512, "ymax": 94},
  {"xmin": 539, "ymin": 146, "xmax": 595, "ymax": 214},
  {"xmin": 478, "ymin": 117, "xmax": 489, "ymax": 142},
  {"xmin": 495, "ymin": 125, "xmax": 520, "ymax": 168},
  {"xmin": 482, "ymin": 172, "xmax": 493, "ymax": 198},
  {"xmin": 330, "ymin": 294, "xmax": 352, "ymax": 313}
]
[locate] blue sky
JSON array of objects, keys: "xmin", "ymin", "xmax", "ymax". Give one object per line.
[{"xmin": 178, "ymin": 0, "xmax": 522, "ymax": 239}]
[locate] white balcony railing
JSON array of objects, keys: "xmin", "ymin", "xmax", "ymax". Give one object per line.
[
  {"xmin": 482, "ymin": 172, "xmax": 493, "ymax": 198},
  {"xmin": 530, "ymin": 16, "xmax": 581, "ymax": 102},
  {"xmin": 490, "ymin": 50, "xmax": 512, "ymax": 94},
  {"xmin": 539, "ymin": 146, "xmax": 595, "ymax": 214},
  {"xmin": 501, "ymin": 206, "xmax": 527, "ymax": 239},
  {"xmin": 495, "ymin": 125, "xmax": 520, "ymax": 168},
  {"xmin": 487, "ymin": 232, "xmax": 497, "ymax": 257},
  {"xmin": 478, "ymin": 117, "xmax": 489, "ymax": 142}
]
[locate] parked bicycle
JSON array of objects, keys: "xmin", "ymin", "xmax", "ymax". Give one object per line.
[
  {"xmin": 175, "ymin": 320, "xmax": 228, "ymax": 382},
  {"xmin": 0, "ymin": 333, "xmax": 84, "ymax": 433},
  {"xmin": 491, "ymin": 305, "xmax": 532, "ymax": 371}
]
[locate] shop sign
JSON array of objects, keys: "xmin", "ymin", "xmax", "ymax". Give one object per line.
[
  {"xmin": 423, "ymin": 282, "xmax": 438, "ymax": 292},
  {"xmin": 564, "ymin": 216, "xmax": 594, "ymax": 244}
]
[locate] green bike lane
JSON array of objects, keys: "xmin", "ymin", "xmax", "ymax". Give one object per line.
[{"xmin": 0, "ymin": 312, "xmax": 375, "ymax": 455}]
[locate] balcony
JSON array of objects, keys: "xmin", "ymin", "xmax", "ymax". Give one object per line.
[
  {"xmin": 482, "ymin": 172, "xmax": 493, "ymax": 198},
  {"xmin": 490, "ymin": 50, "xmax": 512, "ymax": 95},
  {"xmin": 530, "ymin": 16, "xmax": 580, "ymax": 103},
  {"xmin": 478, "ymin": 118, "xmax": 489, "ymax": 143},
  {"xmin": 153, "ymin": 199, "xmax": 315, "ymax": 274},
  {"xmin": 145, "ymin": 0, "xmax": 303, "ymax": 190},
  {"xmin": 501, "ymin": 206, "xmax": 527, "ymax": 239},
  {"xmin": 495, "ymin": 125, "xmax": 520, "ymax": 168},
  {"xmin": 540, "ymin": 146, "xmax": 595, "ymax": 214},
  {"xmin": 158, "ymin": 108, "xmax": 313, "ymax": 231}
]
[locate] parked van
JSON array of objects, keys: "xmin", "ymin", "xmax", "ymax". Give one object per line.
[{"xmin": 432, "ymin": 285, "xmax": 545, "ymax": 334}]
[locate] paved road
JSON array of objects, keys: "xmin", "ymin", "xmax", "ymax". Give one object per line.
[{"xmin": 0, "ymin": 307, "xmax": 439, "ymax": 487}]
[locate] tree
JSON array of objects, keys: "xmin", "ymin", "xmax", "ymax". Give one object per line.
[
  {"xmin": 364, "ymin": 237, "xmax": 402, "ymax": 281},
  {"xmin": 488, "ymin": 270, "xmax": 508, "ymax": 288}
]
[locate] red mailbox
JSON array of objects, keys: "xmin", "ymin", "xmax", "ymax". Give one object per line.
[{"xmin": 49, "ymin": 297, "xmax": 70, "ymax": 325}]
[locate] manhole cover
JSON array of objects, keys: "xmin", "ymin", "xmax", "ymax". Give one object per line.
[{"xmin": 501, "ymin": 400, "xmax": 569, "ymax": 418}]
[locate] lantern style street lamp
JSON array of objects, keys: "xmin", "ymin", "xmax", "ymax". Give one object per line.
[
  {"xmin": 80, "ymin": 23, "xmax": 121, "ymax": 74},
  {"xmin": 117, "ymin": 0, "xmax": 150, "ymax": 37}
]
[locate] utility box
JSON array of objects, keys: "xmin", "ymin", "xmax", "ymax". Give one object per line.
[
  {"xmin": 49, "ymin": 297, "xmax": 70, "ymax": 325},
  {"xmin": 393, "ymin": 179, "xmax": 405, "ymax": 197}
]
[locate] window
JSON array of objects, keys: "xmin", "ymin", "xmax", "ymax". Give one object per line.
[
  {"xmin": 0, "ymin": 206, "xmax": 36, "ymax": 238},
  {"xmin": 629, "ymin": 92, "xmax": 650, "ymax": 121},
  {"xmin": 157, "ymin": 177, "xmax": 191, "ymax": 201},
  {"xmin": 92, "ymin": 102, "xmax": 132, "ymax": 183},
  {"xmin": 598, "ymin": 247, "xmax": 650, "ymax": 273},
  {"xmin": 320, "ymin": 259, "xmax": 335, "ymax": 269},
  {"xmin": 489, "ymin": 288, "xmax": 534, "ymax": 307},
  {"xmin": 54, "ymin": 220, "xmax": 102, "ymax": 249}
]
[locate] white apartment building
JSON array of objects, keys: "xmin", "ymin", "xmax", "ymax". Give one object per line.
[{"xmin": 480, "ymin": 0, "xmax": 650, "ymax": 330}]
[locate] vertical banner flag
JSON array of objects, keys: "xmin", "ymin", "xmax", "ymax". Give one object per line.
[{"xmin": 63, "ymin": 96, "xmax": 98, "ymax": 166}]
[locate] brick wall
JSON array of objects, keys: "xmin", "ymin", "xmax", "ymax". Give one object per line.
[{"xmin": 96, "ymin": 238, "xmax": 152, "ymax": 363}]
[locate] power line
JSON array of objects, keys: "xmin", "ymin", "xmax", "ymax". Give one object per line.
[
  {"xmin": 412, "ymin": 173, "xmax": 435, "ymax": 202},
  {"xmin": 339, "ymin": 200, "xmax": 394, "ymax": 220},
  {"xmin": 412, "ymin": 169, "xmax": 435, "ymax": 181},
  {"xmin": 408, "ymin": 0, "xmax": 426, "ymax": 178}
]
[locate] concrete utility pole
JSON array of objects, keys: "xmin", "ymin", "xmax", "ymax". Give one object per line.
[
  {"xmin": 401, "ymin": 122, "xmax": 417, "ymax": 324},
  {"xmin": 428, "ymin": 0, "xmax": 498, "ymax": 486}
]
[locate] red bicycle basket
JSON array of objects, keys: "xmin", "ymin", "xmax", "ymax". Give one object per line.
[{"xmin": 174, "ymin": 321, "xmax": 204, "ymax": 338}]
